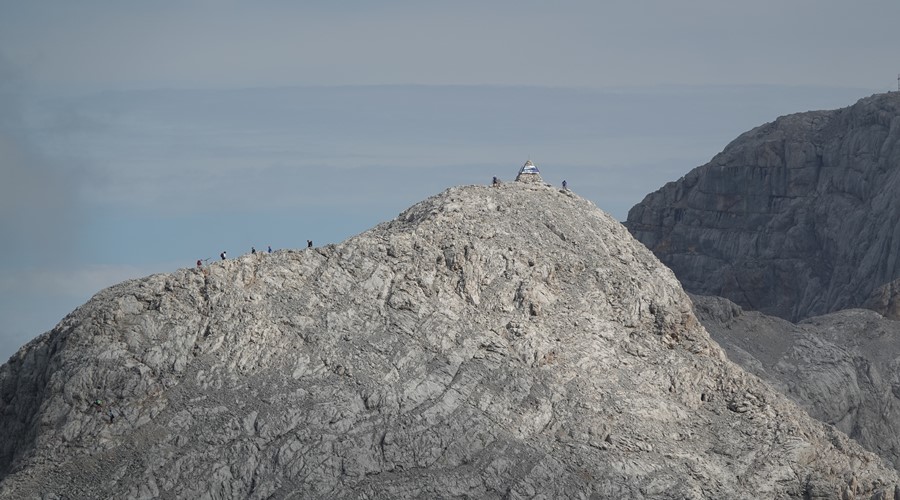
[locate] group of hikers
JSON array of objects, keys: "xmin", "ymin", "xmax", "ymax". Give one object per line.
[
  {"xmin": 192, "ymin": 167, "xmax": 568, "ymax": 272},
  {"xmin": 195, "ymin": 240, "xmax": 314, "ymax": 269},
  {"xmin": 492, "ymin": 176, "xmax": 568, "ymax": 190}
]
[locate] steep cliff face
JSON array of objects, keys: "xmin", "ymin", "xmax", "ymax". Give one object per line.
[
  {"xmin": 864, "ymin": 278, "xmax": 900, "ymax": 320},
  {"xmin": 1, "ymin": 182, "xmax": 898, "ymax": 498},
  {"xmin": 627, "ymin": 92, "xmax": 900, "ymax": 321},
  {"xmin": 693, "ymin": 294, "xmax": 900, "ymax": 472}
]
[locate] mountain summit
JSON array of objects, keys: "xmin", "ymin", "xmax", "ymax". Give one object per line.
[
  {"xmin": 627, "ymin": 92, "xmax": 900, "ymax": 321},
  {"xmin": 1, "ymin": 181, "xmax": 897, "ymax": 498}
]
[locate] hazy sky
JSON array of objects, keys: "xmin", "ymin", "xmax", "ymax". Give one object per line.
[{"xmin": 1, "ymin": 1, "xmax": 896, "ymax": 360}]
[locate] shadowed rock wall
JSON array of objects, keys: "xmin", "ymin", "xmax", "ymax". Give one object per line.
[{"xmin": 627, "ymin": 92, "xmax": 900, "ymax": 321}]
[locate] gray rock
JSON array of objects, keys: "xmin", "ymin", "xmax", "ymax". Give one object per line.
[
  {"xmin": 864, "ymin": 278, "xmax": 900, "ymax": 320},
  {"xmin": 693, "ymin": 294, "xmax": 900, "ymax": 472},
  {"xmin": 626, "ymin": 92, "xmax": 900, "ymax": 322},
  {"xmin": 1, "ymin": 182, "xmax": 897, "ymax": 498}
]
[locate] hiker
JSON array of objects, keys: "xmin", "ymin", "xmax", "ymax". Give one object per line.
[
  {"xmin": 562, "ymin": 180, "xmax": 568, "ymax": 190},
  {"xmin": 268, "ymin": 245, "xmax": 272, "ymax": 253},
  {"xmin": 108, "ymin": 409, "xmax": 115, "ymax": 424},
  {"xmin": 492, "ymin": 176, "xmax": 500, "ymax": 186},
  {"xmin": 196, "ymin": 259, "xmax": 202, "ymax": 269},
  {"xmin": 252, "ymin": 246, "xmax": 256, "ymax": 254},
  {"xmin": 220, "ymin": 251, "xmax": 227, "ymax": 260},
  {"xmin": 307, "ymin": 240, "xmax": 313, "ymax": 248}
]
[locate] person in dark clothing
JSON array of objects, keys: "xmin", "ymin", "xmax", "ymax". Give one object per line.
[
  {"xmin": 252, "ymin": 246, "xmax": 256, "ymax": 254},
  {"xmin": 268, "ymin": 245, "xmax": 272, "ymax": 253},
  {"xmin": 307, "ymin": 240, "xmax": 313, "ymax": 248},
  {"xmin": 562, "ymin": 180, "xmax": 568, "ymax": 190},
  {"xmin": 220, "ymin": 251, "xmax": 227, "ymax": 260},
  {"xmin": 492, "ymin": 176, "xmax": 500, "ymax": 186},
  {"xmin": 196, "ymin": 259, "xmax": 202, "ymax": 268}
]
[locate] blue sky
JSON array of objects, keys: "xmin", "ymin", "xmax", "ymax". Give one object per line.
[{"xmin": 1, "ymin": 1, "xmax": 897, "ymax": 361}]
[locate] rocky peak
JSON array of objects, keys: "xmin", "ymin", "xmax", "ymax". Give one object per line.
[
  {"xmin": 1, "ymin": 182, "xmax": 897, "ymax": 498},
  {"xmin": 626, "ymin": 92, "xmax": 900, "ymax": 321}
]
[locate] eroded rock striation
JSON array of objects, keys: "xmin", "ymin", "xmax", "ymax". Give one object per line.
[
  {"xmin": 693, "ymin": 294, "xmax": 900, "ymax": 473},
  {"xmin": 626, "ymin": 92, "xmax": 900, "ymax": 321},
  {"xmin": 1, "ymin": 182, "xmax": 898, "ymax": 498}
]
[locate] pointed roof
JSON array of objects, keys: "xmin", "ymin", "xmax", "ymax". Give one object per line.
[
  {"xmin": 519, "ymin": 160, "xmax": 540, "ymax": 175},
  {"xmin": 515, "ymin": 159, "xmax": 543, "ymax": 183}
]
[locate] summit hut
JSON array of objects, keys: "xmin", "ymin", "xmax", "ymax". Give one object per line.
[{"xmin": 515, "ymin": 160, "xmax": 543, "ymax": 184}]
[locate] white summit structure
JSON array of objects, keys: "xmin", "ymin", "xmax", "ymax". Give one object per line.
[{"xmin": 515, "ymin": 160, "xmax": 544, "ymax": 183}]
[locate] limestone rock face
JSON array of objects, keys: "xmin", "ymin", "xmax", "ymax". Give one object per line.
[
  {"xmin": 1, "ymin": 183, "xmax": 898, "ymax": 498},
  {"xmin": 693, "ymin": 294, "xmax": 900, "ymax": 473},
  {"xmin": 626, "ymin": 92, "xmax": 900, "ymax": 321}
]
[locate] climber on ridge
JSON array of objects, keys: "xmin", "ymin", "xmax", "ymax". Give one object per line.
[
  {"xmin": 307, "ymin": 240, "xmax": 313, "ymax": 248},
  {"xmin": 220, "ymin": 251, "xmax": 227, "ymax": 260},
  {"xmin": 252, "ymin": 246, "xmax": 256, "ymax": 254},
  {"xmin": 492, "ymin": 176, "xmax": 501, "ymax": 186}
]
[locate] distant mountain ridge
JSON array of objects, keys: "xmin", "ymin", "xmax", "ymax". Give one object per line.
[{"xmin": 627, "ymin": 92, "xmax": 900, "ymax": 321}]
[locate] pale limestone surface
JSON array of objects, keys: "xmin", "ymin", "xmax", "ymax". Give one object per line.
[{"xmin": 1, "ymin": 182, "xmax": 897, "ymax": 498}]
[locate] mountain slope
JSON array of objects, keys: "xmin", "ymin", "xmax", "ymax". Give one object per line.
[
  {"xmin": 1, "ymin": 182, "xmax": 897, "ymax": 498},
  {"xmin": 626, "ymin": 92, "xmax": 900, "ymax": 321},
  {"xmin": 693, "ymin": 294, "xmax": 900, "ymax": 472}
]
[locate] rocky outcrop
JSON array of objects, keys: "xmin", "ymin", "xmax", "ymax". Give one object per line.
[
  {"xmin": 864, "ymin": 278, "xmax": 900, "ymax": 320},
  {"xmin": 1, "ymin": 182, "xmax": 898, "ymax": 498},
  {"xmin": 627, "ymin": 92, "xmax": 900, "ymax": 321},
  {"xmin": 693, "ymin": 294, "xmax": 900, "ymax": 473}
]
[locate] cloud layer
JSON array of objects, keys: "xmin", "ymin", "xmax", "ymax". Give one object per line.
[{"xmin": 2, "ymin": 2, "xmax": 899, "ymax": 90}]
